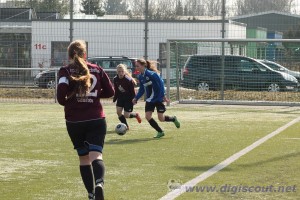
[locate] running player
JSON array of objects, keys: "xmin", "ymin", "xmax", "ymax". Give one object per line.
[
  {"xmin": 57, "ymin": 40, "xmax": 114, "ymax": 200},
  {"xmin": 132, "ymin": 58, "xmax": 180, "ymax": 138},
  {"xmin": 113, "ymin": 64, "xmax": 141, "ymax": 130}
]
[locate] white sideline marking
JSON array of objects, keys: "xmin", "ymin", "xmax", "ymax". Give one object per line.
[{"xmin": 160, "ymin": 116, "xmax": 300, "ymax": 200}]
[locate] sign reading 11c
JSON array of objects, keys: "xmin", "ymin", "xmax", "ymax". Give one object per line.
[{"xmin": 34, "ymin": 44, "xmax": 46, "ymax": 50}]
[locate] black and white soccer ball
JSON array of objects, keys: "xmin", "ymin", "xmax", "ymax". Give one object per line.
[
  {"xmin": 115, "ymin": 123, "xmax": 127, "ymax": 135},
  {"xmin": 167, "ymin": 179, "xmax": 182, "ymax": 191}
]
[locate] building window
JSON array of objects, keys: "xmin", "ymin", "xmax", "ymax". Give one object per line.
[
  {"xmin": 51, "ymin": 41, "xmax": 89, "ymax": 67},
  {"xmin": 51, "ymin": 42, "xmax": 70, "ymax": 67}
]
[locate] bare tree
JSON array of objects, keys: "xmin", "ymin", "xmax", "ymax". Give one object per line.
[
  {"xmin": 176, "ymin": 0, "xmax": 184, "ymax": 16},
  {"xmin": 149, "ymin": 0, "xmax": 178, "ymax": 20},
  {"xmin": 235, "ymin": 0, "xmax": 294, "ymax": 16},
  {"xmin": 185, "ymin": 0, "xmax": 206, "ymax": 16},
  {"xmin": 81, "ymin": 0, "xmax": 105, "ymax": 16},
  {"xmin": 15, "ymin": 0, "xmax": 69, "ymax": 17},
  {"xmin": 127, "ymin": 0, "xmax": 223, "ymax": 20},
  {"xmin": 128, "ymin": 0, "xmax": 178, "ymax": 20},
  {"xmin": 104, "ymin": 0, "xmax": 129, "ymax": 15},
  {"xmin": 127, "ymin": 0, "xmax": 144, "ymax": 19},
  {"xmin": 204, "ymin": 0, "xmax": 221, "ymax": 16}
]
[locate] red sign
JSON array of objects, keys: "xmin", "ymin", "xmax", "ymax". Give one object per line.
[{"xmin": 34, "ymin": 44, "xmax": 46, "ymax": 50}]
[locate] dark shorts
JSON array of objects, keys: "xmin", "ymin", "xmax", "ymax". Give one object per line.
[
  {"xmin": 116, "ymin": 97, "xmax": 134, "ymax": 112},
  {"xmin": 66, "ymin": 118, "xmax": 107, "ymax": 156},
  {"xmin": 145, "ymin": 102, "xmax": 166, "ymax": 113}
]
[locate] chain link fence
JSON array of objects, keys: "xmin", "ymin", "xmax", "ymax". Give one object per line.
[
  {"xmin": 1, "ymin": 0, "xmax": 300, "ymax": 104},
  {"xmin": 165, "ymin": 39, "xmax": 300, "ymax": 105}
]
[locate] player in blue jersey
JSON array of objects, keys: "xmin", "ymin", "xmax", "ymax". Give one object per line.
[{"xmin": 132, "ymin": 58, "xmax": 180, "ymax": 138}]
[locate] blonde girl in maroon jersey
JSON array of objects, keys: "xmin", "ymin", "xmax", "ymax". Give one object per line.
[
  {"xmin": 57, "ymin": 40, "xmax": 114, "ymax": 200},
  {"xmin": 113, "ymin": 64, "xmax": 141, "ymax": 130}
]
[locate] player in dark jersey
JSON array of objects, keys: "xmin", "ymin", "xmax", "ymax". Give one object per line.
[
  {"xmin": 57, "ymin": 40, "xmax": 114, "ymax": 200},
  {"xmin": 113, "ymin": 64, "xmax": 141, "ymax": 130},
  {"xmin": 132, "ymin": 58, "xmax": 180, "ymax": 138}
]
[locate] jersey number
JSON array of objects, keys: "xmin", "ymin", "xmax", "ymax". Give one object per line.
[{"xmin": 86, "ymin": 74, "xmax": 98, "ymax": 97}]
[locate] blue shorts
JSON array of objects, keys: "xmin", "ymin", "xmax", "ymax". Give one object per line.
[{"xmin": 66, "ymin": 118, "xmax": 106, "ymax": 156}]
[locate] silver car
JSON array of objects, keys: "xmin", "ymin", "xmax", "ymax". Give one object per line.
[{"xmin": 258, "ymin": 59, "xmax": 300, "ymax": 82}]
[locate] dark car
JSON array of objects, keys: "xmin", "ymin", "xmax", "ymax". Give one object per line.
[
  {"xmin": 257, "ymin": 59, "xmax": 300, "ymax": 82},
  {"xmin": 34, "ymin": 56, "xmax": 137, "ymax": 88},
  {"xmin": 87, "ymin": 56, "xmax": 137, "ymax": 80},
  {"xmin": 34, "ymin": 69, "xmax": 58, "ymax": 89},
  {"xmin": 181, "ymin": 55, "xmax": 299, "ymax": 92}
]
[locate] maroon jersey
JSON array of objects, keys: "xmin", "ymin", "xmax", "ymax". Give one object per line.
[
  {"xmin": 57, "ymin": 62, "xmax": 114, "ymax": 122},
  {"xmin": 113, "ymin": 75, "xmax": 136, "ymax": 102}
]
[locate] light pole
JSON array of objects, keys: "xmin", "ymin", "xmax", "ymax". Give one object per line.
[
  {"xmin": 70, "ymin": 0, "xmax": 74, "ymax": 42},
  {"xmin": 144, "ymin": 0, "xmax": 149, "ymax": 59},
  {"xmin": 220, "ymin": 0, "xmax": 226, "ymax": 100}
]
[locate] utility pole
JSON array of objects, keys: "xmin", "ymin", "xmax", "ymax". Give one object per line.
[
  {"xmin": 220, "ymin": 0, "xmax": 226, "ymax": 100},
  {"xmin": 144, "ymin": 0, "xmax": 149, "ymax": 59},
  {"xmin": 70, "ymin": 0, "xmax": 74, "ymax": 42}
]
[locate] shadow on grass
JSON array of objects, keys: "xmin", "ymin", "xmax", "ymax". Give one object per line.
[
  {"xmin": 107, "ymin": 130, "xmax": 118, "ymax": 135},
  {"xmin": 105, "ymin": 137, "xmax": 170, "ymax": 145},
  {"xmin": 174, "ymin": 164, "xmax": 233, "ymax": 172},
  {"xmin": 266, "ymin": 108, "xmax": 300, "ymax": 115},
  {"xmin": 236, "ymin": 152, "xmax": 300, "ymax": 168},
  {"xmin": 174, "ymin": 152, "xmax": 300, "ymax": 173}
]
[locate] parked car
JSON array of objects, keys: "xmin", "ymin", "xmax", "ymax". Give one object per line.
[
  {"xmin": 181, "ymin": 55, "xmax": 299, "ymax": 92},
  {"xmin": 34, "ymin": 69, "xmax": 58, "ymax": 89},
  {"xmin": 34, "ymin": 56, "xmax": 137, "ymax": 88},
  {"xmin": 257, "ymin": 59, "xmax": 300, "ymax": 82},
  {"xmin": 87, "ymin": 56, "xmax": 137, "ymax": 80}
]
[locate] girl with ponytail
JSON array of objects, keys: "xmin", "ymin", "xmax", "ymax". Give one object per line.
[
  {"xmin": 113, "ymin": 64, "xmax": 141, "ymax": 130},
  {"xmin": 57, "ymin": 40, "xmax": 114, "ymax": 200},
  {"xmin": 132, "ymin": 58, "xmax": 181, "ymax": 139}
]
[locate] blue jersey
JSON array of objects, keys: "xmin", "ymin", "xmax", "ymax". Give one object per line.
[{"xmin": 135, "ymin": 69, "xmax": 165, "ymax": 103}]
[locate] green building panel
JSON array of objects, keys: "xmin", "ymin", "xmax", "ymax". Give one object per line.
[{"xmin": 246, "ymin": 27, "xmax": 267, "ymax": 58}]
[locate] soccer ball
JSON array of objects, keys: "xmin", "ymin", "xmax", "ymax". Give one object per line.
[{"xmin": 115, "ymin": 123, "xmax": 127, "ymax": 135}]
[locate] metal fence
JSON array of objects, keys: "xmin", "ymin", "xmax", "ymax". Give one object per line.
[
  {"xmin": 0, "ymin": 67, "xmax": 115, "ymax": 103},
  {"xmin": 165, "ymin": 39, "xmax": 300, "ymax": 105},
  {"xmin": 2, "ymin": 0, "xmax": 300, "ymax": 104},
  {"xmin": 0, "ymin": 67, "xmax": 57, "ymax": 103}
]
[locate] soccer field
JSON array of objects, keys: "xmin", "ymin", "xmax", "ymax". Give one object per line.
[{"xmin": 0, "ymin": 102, "xmax": 299, "ymax": 200}]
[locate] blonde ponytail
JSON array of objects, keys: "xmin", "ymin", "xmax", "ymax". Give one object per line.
[{"xmin": 68, "ymin": 40, "xmax": 91, "ymax": 97}]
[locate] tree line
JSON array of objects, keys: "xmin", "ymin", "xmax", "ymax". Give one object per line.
[
  {"xmin": 6, "ymin": 0, "xmax": 299, "ymax": 48},
  {"xmin": 7, "ymin": 0, "xmax": 299, "ymax": 38},
  {"xmin": 9, "ymin": 0, "xmax": 296, "ymax": 19}
]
